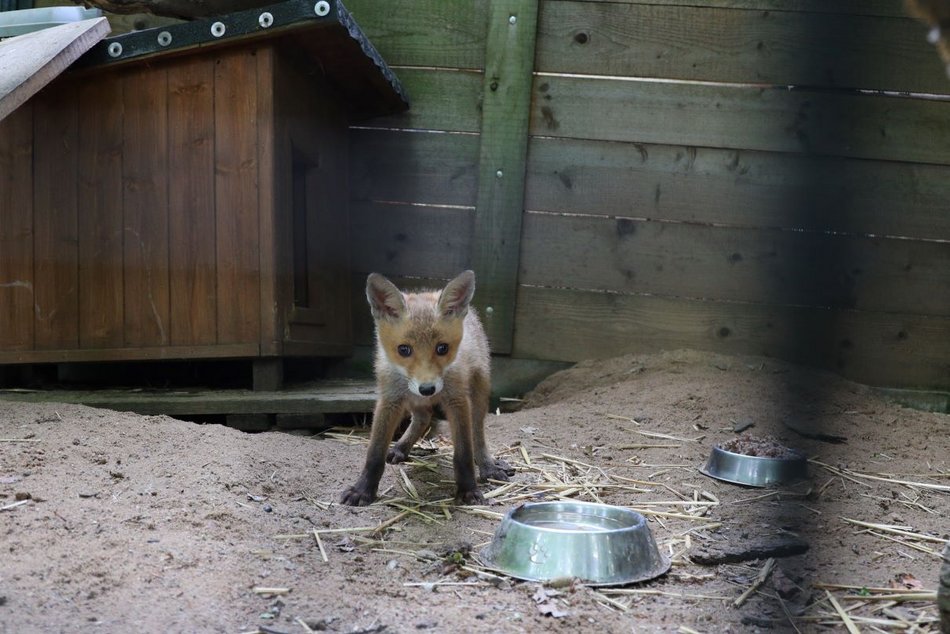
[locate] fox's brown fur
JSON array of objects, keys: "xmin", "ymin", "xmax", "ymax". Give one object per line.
[{"xmin": 340, "ymin": 271, "xmax": 512, "ymax": 506}]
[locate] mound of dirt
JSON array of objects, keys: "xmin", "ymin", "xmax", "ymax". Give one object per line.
[{"xmin": 1, "ymin": 349, "xmax": 947, "ymax": 632}]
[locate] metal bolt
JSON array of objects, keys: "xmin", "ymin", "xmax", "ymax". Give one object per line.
[
  {"xmin": 211, "ymin": 21, "xmax": 226, "ymax": 37},
  {"xmin": 107, "ymin": 42, "xmax": 123, "ymax": 58},
  {"xmin": 258, "ymin": 12, "xmax": 274, "ymax": 28},
  {"xmin": 157, "ymin": 31, "xmax": 172, "ymax": 46},
  {"xmin": 509, "ymin": 15, "xmax": 517, "ymax": 25},
  {"xmin": 496, "ymin": 169, "xmax": 503, "ymax": 178},
  {"xmin": 314, "ymin": 1, "xmax": 330, "ymax": 16}
]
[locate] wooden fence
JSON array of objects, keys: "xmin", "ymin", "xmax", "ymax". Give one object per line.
[{"xmin": 345, "ymin": 0, "xmax": 950, "ymax": 390}]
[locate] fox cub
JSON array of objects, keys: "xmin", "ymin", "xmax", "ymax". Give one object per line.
[{"xmin": 341, "ymin": 271, "xmax": 513, "ymax": 506}]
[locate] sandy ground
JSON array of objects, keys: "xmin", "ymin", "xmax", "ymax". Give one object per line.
[{"xmin": 1, "ymin": 349, "xmax": 947, "ymax": 633}]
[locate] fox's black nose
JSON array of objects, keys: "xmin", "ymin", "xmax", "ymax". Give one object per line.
[{"xmin": 419, "ymin": 384, "xmax": 436, "ymax": 396}]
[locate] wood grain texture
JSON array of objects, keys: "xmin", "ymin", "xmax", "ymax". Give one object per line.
[
  {"xmin": 0, "ymin": 103, "xmax": 34, "ymax": 350},
  {"xmin": 344, "ymin": 0, "xmax": 489, "ymax": 69},
  {"xmin": 513, "ymin": 285, "xmax": 950, "ymax": 389},
  {"xmin": 561, "ymin": 0, "xmax": 907, "ymax": 17},
  {"xmin": 525, "ymin": 136, "xmax": 950, "ymax": 240},
  {"xmin": 0, "ymin": 18, "xmax": 110, "ymax": 123},
  {"xmin": 350, "ymin": 129, "xmax": 479, "ymax": 207},
  {"xmin": 214, "ymin": 50, "xmax": 260, "ymax": 345},
  {"xmin": 520, "ymin": 212, "xmax": 950, "ymax": 316},
  {"xmin": 537, "ymin": 2, "xmax": 948, "ymax": 93},
  {"xmin": 257, "ymin": 48, "xmax": 279, "ymax": 354},
  {"xmin": 350, "ymin": 202, "xmax": 474, "ymax": 280},
  {"xmin": 530, "ymin": 75, "xmax": 950, "ymax": 165},
  {"xmin": 0, "ymin": 343, "xmax": 259, "ymax": 364},
  {"xmin": 168, "ymin": 56, "xmax": 216, "ymax": 346},
  {"xmin": 472, "ymin": 0, "xmax": 540, "ymax": 353},
  {"xmin": 123, "ymin": 66, "xmax": 170, "ymax": 347},
  {"xmin": 359, "ymin": 68, "xmax": 483, "ymax": 133},
  {"xmin": 78, "ymin": 75, "xmax": 125, "ymax": 348},
  {"xmin": 273, "ymin": 52, "xmax": 353, "ymax": 355},
  {"xmin": 33, "ymin": 83, "xmax": 80, "ymax": 350}
]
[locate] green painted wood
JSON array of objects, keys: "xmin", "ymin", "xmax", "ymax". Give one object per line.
[
  {"xmin": 349, "ymin": 202, "xmax": 474, "ymax": 281},
  {"xmin": 350, "ymin": 129, "xmax": 479, "ymax": 207},
  {"xmin": 537, "ymin": 1, "xmax": 947, "ymax": 94},
  {"xmin": 561, "ymin": 0, "xmax": 907, "ymax": 17},
  {"xmin": 519, "ymin": 211, "xmax": 950, "ymax": 316},
  {"xmin": 343, "ymin": 0, "xmax": 490, "ymax": 69},
  {"xmin": 513, "ymin": 285, "xmax": 950, "ymax": 390},
  {"xmin": 358, "ymin": 68, "xmax": 483, "ymax": 133},
  {"xmin": 525, "ymin": 137, "xmax": 950, "ymax": 240},
  {"xmin": 530, "ymin": 75, "xmax": 950, "ymax": 165},
  {"xmin": 472, "ymin": 0, "xmax": 540, "ymax": 354}
]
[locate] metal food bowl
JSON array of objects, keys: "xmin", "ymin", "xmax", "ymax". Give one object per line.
[
  {"xmin": 480, "ymin": 501, "xmax": 670, "ymax": 586},
  {"xmin": 699, "ymin": 445, "xmax": 808, "ymax": 487}
]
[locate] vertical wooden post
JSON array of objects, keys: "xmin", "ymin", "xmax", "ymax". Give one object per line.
[{"xmin": 472, "ymin": 0, "xmax": 539, "ymax": 354}]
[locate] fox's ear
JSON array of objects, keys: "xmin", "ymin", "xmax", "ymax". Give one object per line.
[
  {"xmin": 438, "ymin": 270, "xmax": 476, "ymax": 318},
  {"xmin": 366, "ymin": 273, "xmax": 407, "ymax": 321}
]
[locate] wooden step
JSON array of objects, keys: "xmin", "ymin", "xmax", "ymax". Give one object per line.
[{"xmin": 0, "ymin": 379, "xmax": 376, "ymax": 417}]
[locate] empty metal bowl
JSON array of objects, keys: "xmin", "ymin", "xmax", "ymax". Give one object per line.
[
  {"xmin": 480, "ymin": 501, "xmax": 670, "ymax": 586},
  {"xmin": 699, "ymin": 445, "xmax": 807, "ymax": 487}
]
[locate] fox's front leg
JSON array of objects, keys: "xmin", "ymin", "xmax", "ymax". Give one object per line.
[
  {"xmin": 387, "ymin": 407, "xmax": 432, "ymax": 464},
  {"xmin": 443, "ymin": 395, "xmax": 482, "ymax": 505},
  {"xmin": 341, "ymin": 400, "xmax": 404, "ymax": 506},
  {"xmin": 470, "ymin": 369, "xmax": 514, "ymax": 482}
]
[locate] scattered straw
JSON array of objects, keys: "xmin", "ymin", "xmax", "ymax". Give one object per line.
[
  {"xmin": 312, "ymin": 529, "xmax": 328, "ymax": 563},
  {"xmin": 252, "ymin": 587, "xmax": 290, "ymax": 596},
  {"xmin": 824, "ymin": 590, "xmax": 860, "ymax": 634},
  {"xmin": 0, "ymin": 500, "xmax": 29, "ymax": 512},
  {"xmin": 733, "ymin": 558, "xmax": 774, "ymax": 608}
]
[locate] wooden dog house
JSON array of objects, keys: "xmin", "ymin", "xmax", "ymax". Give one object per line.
[{"xmin": 0, "ymin": 0, "xmax": 407, "ymax": 385}]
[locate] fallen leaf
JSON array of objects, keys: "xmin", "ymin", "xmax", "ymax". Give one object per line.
[{"xmin": 889, "ymin": 573, "xmax": 923, "ymax": 590}]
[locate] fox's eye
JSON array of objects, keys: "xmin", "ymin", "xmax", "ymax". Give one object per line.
[
  {"xmin": 397, "ymin": 344, "xmax": 412, "ymax": 357},
  {"xmin": 435, "ymin": 343, "xmax": 449, "ymax": 356}
]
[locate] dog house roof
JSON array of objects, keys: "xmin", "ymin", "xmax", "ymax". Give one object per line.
[
  {"xmin": 78, "ymin": 0, "xmax": 409, "ymax": 120},
  {"xmin": 0, "ymin": 0, "xmax": 407, "ymax": 123}
]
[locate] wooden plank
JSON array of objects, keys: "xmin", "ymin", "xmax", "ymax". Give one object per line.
[
  {"xmin": 257, "ymin": 48, "xmax": 279, "ymax": 355},
  {"xmin": 563, "ymin": 1, "xmax": 907, "ymax": 17},
  {"xmin": 78, "ymin": 74, "xmax": 124, "ymax": 348},
  {"xmin": 0, "ymin": 103, "xmax": 34, "ymax": 350},
  {"xmin": 168, "ymin": 56, "xmax": 217, "ymax": 346},
  {"xmin": 0, "ymin": 379, "xmax": 377, "ymax": 415},
  {"xmin": 359, "ymin": 67, "xmax": 483, "ymax": 133},
  {"xmin": 513, "ymin": 285, "xmax": 950, "ymax": 390},
  {"xmin": 33, "ymin": 83, "xmax": 80, "ymax": 350},
  {"xmin": 350, "ymin": 202, "xmax": 474, "ymax": 280},
  {"xmin": 344, "ymin": 0, "xmax": 489, "ymax": 69},
  {"xmin": 529, "ymin": 75, "xmax": 950, "ymax": 165},
  {"xmin": 123, "ymin": 66, "xmax": 170, "ymax": 347},
  {"xmin": 214, "ymin": 50, "xmax": 260, "ymax": 345},
  {"xmin": 520, "ymin": 212, "xmax": 950, "ymax": 316},
  {"xmin": 537, "ymin": 2, "xmax": 948, "ymax": 94},
  {"xmin": 0, "ymin": 18, "xmax": 110, "ymax": 123},
  {"xmin": 350, "ymin": 129, "xmax": 479, "ymax": 207},
  {"xmin": 525, "ymin": 136, "xmax": 950, "ymax": 241},
  {"xmin": 0, "ymin": 343, "xmax": 258, "ymax": 364},
  {"xmin": 472, "ymin": 0, "xmax": 540, "ymax": 354}
]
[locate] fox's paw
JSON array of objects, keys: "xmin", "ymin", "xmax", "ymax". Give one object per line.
[
  {"xmin": 479, "ymin": 458, "xmax": 515, "ymax": 483},
  {"xmin": 386, "ymin": 445, "xmax": 410, "ymax": 464},
  {"xmin": 340, "ymin": 485, "xmax": 376, "ymax": 507},
  {"xmin": 455, "ymin": 487, "xmax": 486, "ymax": 506}
]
